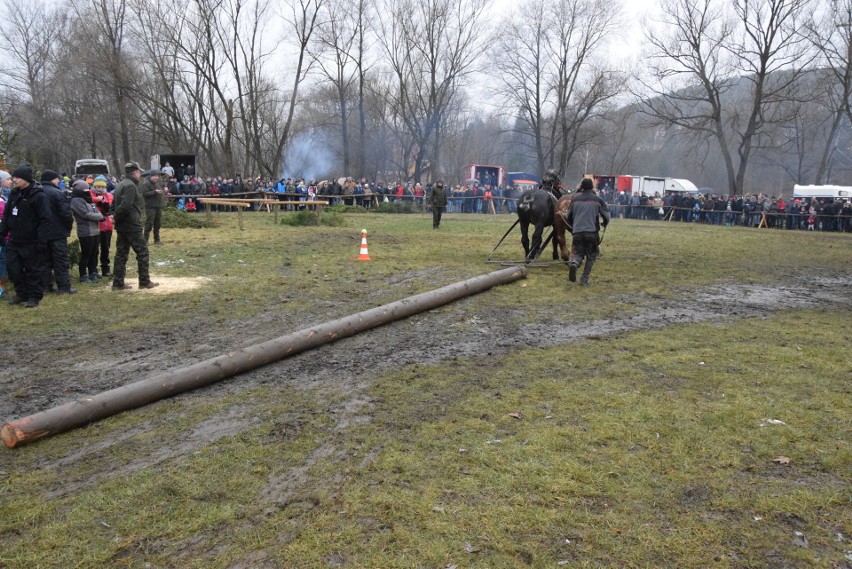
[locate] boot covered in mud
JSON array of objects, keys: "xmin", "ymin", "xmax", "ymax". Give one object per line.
[{"xmin": 580, "ymin": 255, "xmax": 596, "ymax": 286}]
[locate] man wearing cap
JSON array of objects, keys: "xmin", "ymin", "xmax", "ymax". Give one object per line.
[
  {"xmin": 429, "ymin": 180, "xmax": 448, "ymax": 229},
  {"xmin": 0, "ymin": 164, "xmax": 53, "ymax": 307},
  {"xmin": 39, "ymin": 169, "xmax": 76, "ymax": 294},
  {"xmin": 110, "ymin": 162, "xmax": 158, "ymax": 291},
  {"xmin": 142, "ymin": 170, "xmax": 165, "ymax": 244},
  {"xmin": 565, "ymin": 177, "xmax": 610, "ymax": 286}
]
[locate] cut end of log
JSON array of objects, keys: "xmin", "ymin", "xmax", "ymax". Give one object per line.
[{"xmin": 1, "ymin": 424, "xmax": 21, "ymax": 448}]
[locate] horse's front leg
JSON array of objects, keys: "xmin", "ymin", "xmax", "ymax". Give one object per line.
[{"xmin": 520, "ymin": 222, "xmax": 531, "ymax": 259}]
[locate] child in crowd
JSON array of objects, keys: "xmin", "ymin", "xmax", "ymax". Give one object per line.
[{"xmin": 91, "ymin": 176, "xmax": 114, "ymax": 277}]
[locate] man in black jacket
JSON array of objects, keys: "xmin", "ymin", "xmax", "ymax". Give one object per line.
[
  {"xmin": 111, "ymin": 162, "xmax": 159, "ymax": 291},
  {"xmin": 566, "ymin": 177, "xmax": 611, "ymax": 286},
  {"xmin": 428, "ymin": 180, "xmax": 448, "ymax": 229},
  {"xmin": 0, "ymin": 164, "xmax": 52, "ymax": 307},
  {"xmin": 39, "ymin": 169, "xmax": 76, "ymax": 293}
]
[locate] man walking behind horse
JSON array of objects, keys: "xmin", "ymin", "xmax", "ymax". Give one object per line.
[{"xmin": 566, "ymin": 177, "xmax": 610, "ymax": 286}]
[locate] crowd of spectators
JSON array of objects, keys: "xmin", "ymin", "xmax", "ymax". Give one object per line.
[
  {"xmin": 598, "ymin": 189, "xmax": 852, "ymax": 232},
  {"xmin": 56, "ymin": 170, "xmax": 852, "ymax": 233},
  {"xmin": 141, "ymin": 174, "xmax": 520, "ymax": 213}
]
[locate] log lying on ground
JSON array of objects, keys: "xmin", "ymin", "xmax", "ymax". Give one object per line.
[{"xmin": 2, "ymin": 266, "xmax": 527, "ymax": 448}]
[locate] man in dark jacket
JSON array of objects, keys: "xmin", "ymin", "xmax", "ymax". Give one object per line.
[
  {"xmin": 142, "ymin": 170, "xmax": 165, "ymax": 244},
  {"xmin": 566, "ymin": 177, "xmax": 611, "ymax": 286},
  {"xmin": 39, "ymin": 169, "xmax": 76, "ymax": 293},
  {"xmin": 0, "ymin": 164, "xmax": 53, "ymax": 307},
  {"xmin": 428, "ymin": 179, "xmax": 448, "ymax": 229},
  {"xmin": 111, "ymin": 162, "xmax": 159, "ymax": 291}
]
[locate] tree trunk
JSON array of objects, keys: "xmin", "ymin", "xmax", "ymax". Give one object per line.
[{"xmin": 1, "ymin": 266, "xmax": 527, "ymax": 448}]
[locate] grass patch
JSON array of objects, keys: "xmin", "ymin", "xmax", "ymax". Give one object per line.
[
  {"xmin": 0, "ymin": 212, "xmax": 849, "ymax": 567},
  {"xmin": 265, "ymin": 311, "xmax": 850, "ymax": 568},
  {"xmin": 161, "ymin": 206, "xmax": 218, "ymax": 229},
  {"xmin": 3, "ymin": 311, "xmax": 847, "ymax": 568},
  {"xmin": 376, "ymin": 200, "xmax": 423, "ymax": 214},
  {"xmin": 280, "ymin": 209, "xmax": 345, "ymax": 226},
  {"xmin": 4, "ymin": 213, "xmax": 848, "ymax": 338}
]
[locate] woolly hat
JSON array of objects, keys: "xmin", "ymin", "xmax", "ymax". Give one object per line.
[
  {"xmin": 0, "ymin": 170, "xmax": 10, "ymax": 183},
  {"xmin": 72, "ymin": 179, "xmax": 90, "ymax": 192},
  {"xmin": 580, "ymin": 178, "xmax": 594, "ymax": 190},
  {"xmin": 40, "ymin": 169, "xmax": 60, "ymax": 182},
  {"xmin": 93, "ymin": 175, "xmax": 108, "ymax": 188},
  {"xmin": 11, "ymin": 164, "xmax": 35, "ymax": 183}
]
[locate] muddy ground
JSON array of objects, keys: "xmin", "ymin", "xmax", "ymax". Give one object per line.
[{"xmin": 1, "ymin": 270, "xmax": 850, "ymax": 466}]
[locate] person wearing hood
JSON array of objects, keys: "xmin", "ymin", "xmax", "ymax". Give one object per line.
[
  {"xmin": 565, "ymin": 177, "xmax": 610, "ymax": 286},
  {"xmin": 39, "ymin": 169, "xmax": 76, "ymax": 294},
  {"xmin": 70, "ymin": 179, "xmax": 104, "ymax": 282},
  {"xmin": 0, "ymin": 164, "xmax": 52, "ymax": 307}
]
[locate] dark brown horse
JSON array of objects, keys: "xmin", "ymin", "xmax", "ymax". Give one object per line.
[{"xmin": 517, "ymin": 189, "xmax": 573, "ymax": 263}]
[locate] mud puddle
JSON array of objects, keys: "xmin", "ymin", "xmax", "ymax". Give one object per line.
[{"xmin": 1, "ymin": 273, "xmax": 849, "ymax": 462}]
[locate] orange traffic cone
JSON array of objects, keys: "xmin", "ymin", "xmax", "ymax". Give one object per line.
[{"xmin": 357, "ymin": 228, "xmax": 371, "ymax": 261}]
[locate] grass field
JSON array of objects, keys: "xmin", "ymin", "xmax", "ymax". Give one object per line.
[{"xmin": 0, "ymin": 210, "xmax": 849, "ymax": 568}]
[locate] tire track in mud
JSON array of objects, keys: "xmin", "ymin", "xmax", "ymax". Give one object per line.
[
  {"xmin": 1, "ymin": 275, "xmax": 849, "ymax": 483},
  {"xmin": 1, "ymin": 273, "xmax": 850, "ymax": 564}
]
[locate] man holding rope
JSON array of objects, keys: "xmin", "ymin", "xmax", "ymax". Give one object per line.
[{"xmin": 566, "ymin": 177, "xmax": 610, "ymax": 286}]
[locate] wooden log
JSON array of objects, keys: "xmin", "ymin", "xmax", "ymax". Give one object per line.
[
  {"xmin": 1, "ymin": 266, "xmax": 528, "ymax": 448},
  {"xmin": 197, "ymin": 199, "xmax": 250, "ymax": 207}
]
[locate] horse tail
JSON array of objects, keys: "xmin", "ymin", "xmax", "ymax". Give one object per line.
[{"xmin": 518, "ymin": 193, "xmax": 534, "ymax": 212}]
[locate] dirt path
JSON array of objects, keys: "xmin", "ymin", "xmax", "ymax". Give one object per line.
[{"xmin": 1, "ymin": 272, "xmax": 850, "ymax": 460}]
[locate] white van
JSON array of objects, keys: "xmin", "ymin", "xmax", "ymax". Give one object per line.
[{"xmin": 74, "ymin": 159, "xmax": 110, "ymax": 178}]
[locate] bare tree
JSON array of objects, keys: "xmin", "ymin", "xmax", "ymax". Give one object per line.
[
  {"xmin": 313, "ymin": 0, "xmax": 360, "ymax": 174},
  {"xmin": 68, "ymin": 0, "xmax": 138, "ymax": 165},
  {"xmin": 377, "ymin": 0, "xmax": 490, "ymax": 182},
  {"xmin": 491, "ymin": 0, "xmax": 622, "ymax": 175},
  {"xmin": 0, "ymin": 0, "xmax": 67, "ymax": 164},
  {"xmin": 273, "ymin": 0, "xmax": 325, "ymax": 177},
  {"xmin": 639, "ymin": 0, "xmax": 815, "ymax": 195},
  {"xmin": 806, "ymin": 0, "xmax": 852, "ymax": 183},
  {"xmin": 491, "ymin": 0, "xmax": 549, "ymax": 172}
]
